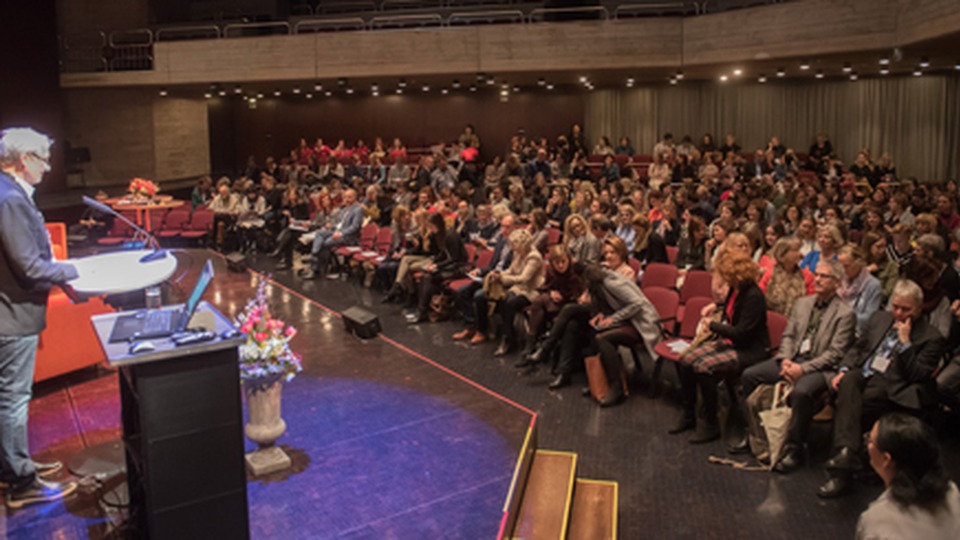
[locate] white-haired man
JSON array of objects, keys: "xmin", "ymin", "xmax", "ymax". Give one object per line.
[
  {"xmin": 0, "ymin": 127, "xmax": 79, "ymax": 507},
  {"xmin": 818, "ymin": 279, "xmax": 946, "ymax": 499}
]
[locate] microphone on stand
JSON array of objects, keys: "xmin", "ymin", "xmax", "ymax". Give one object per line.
[{"xmin": 82, "ymin": 195, "xmax": 168, "ymax": 263}]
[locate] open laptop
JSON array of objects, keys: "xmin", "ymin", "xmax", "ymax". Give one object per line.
[{"xmin": 109, "ymin": 259, "xmax": 215, "ymax": 342}]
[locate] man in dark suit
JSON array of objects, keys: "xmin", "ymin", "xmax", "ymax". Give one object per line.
[
  {"xmin": 451, "ymin": 214, "xmax": 515, "ymax": 344},
  {"xmin": 818, "ymin": 279, "xmax": 946, "ymax": 498},
  {"xmin": 0, "ymin": 127, "xmax": 79, "ymax": 508},
  {"xmin": 301, "ymin": 188, "xmax": 363, "ymax": 280},
  {"xmin": 739, "ymin": 260, "xmax": 856, "ymax": 472}
]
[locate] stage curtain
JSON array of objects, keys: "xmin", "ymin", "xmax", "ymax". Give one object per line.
[{"xmin": 585, "ymin": 75, "xmax": 960, "ymax": 181}]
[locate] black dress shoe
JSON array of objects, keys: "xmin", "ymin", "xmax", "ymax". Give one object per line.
[
  {"xmin": 773, "ymin": 446, "xmax": 805, "ymax": 474},
  {"xmin": 688, "ymin": 422, "xmax": 721, "ymax": 444},
  {"xmin": 668, "ymin": 414, "xmax": 696, "ymax": 435},
  {"xmin": 548, "ymin": 374, "xmax": 570, "ymax": 390},
  {"xmin": 6, "ymin": 478, "xmax": 77, "ymax": 509},
  {"xmin": 728, "ymin": 436, "xmax": 750, "ymax": 455},
  {"xmin": 825, "ymin": 447, "xmax": 861, "ymax": 472},
  {"xmin": 598, "ymin": 393, "xmax": 624, "ymax": 408},
  {"xmin": 817, "ymin": 475, "xmax": 851, "ymax": 499}
]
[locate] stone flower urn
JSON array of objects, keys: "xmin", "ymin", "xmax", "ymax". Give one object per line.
[{"xmin": 243, "ymin": 378, "xmax": 292, "ymax": 476}]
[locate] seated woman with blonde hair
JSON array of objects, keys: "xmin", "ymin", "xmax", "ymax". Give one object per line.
[
  {"xmin": 487, "ymin": 228, "xmax": 544, "ymax": 357},
  {"xmin": 601, "ymin": 236, "xmax": 636, "ymax": 281}
]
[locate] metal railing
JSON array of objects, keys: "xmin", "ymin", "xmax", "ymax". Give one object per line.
[
  {"xmin": 223, "ymin": 21, "xmax": 292, "ymax": 38},
  {"xmin": 59, "ymin": 1, "xmax": 795, "ymax": 73},
  {"xmin": 156, "ymin": 25, "xmax": 222, "ymax": 41}
]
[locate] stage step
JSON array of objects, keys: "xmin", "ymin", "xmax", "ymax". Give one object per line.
[
  {"xmin": 568, "ymin": 479, "xmax": 618, "ymax": 540},
  {"xmin": 511, "ymin": 450, "xmax": 577, "ymax": 540}
]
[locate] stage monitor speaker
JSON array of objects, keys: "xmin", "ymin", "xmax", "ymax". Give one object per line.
[
  {"xmin": 342, "ymin": 306, "xmax": 381, "ymax": 339},
  {"xmin": 226, "ymin": 252, "xmax": 247, "ymax": 272}
]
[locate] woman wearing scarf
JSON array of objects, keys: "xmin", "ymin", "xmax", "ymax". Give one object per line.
[{"xmin": 836, "ymin": 244, "xmax": 883, "ymax": 337}]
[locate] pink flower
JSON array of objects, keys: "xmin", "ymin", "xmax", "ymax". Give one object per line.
[
  {"xmin": 240, "ymin": 322, "xmax": 253, "ymax": 334},
  {"xmin": 254, "ymin": 332, "xmax": 268, "ymax": 342},
  {"xmin": 285, "ymin": 327, "xmax": 297, "ymax": 338}
]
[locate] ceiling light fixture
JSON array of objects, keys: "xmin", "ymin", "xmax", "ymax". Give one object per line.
[
  {"xmin": 398, "ymin": 79, "xmax": 407, "ymax": 88},
  {"xmin": 218, "ymin": 89, "xmax": 227, "ymax": 96},
  {"xmin": 538, "ymin": 78, "xmax": 546, "ymax": 86},
  {"xmin": 452, "ymin": 79, "xmax": 461, "ymax": 88},
  {"xmin": 469, "ymin": 85, "xmax": 477, "ymax": 92},
  {"xmin": 669, "ymin": 79, "xmax": 678, "ymax": 85},
  {"xmin": 292, "ymin": 87, "xmax": 301, "ymax": 94},
  {"xmin": 842, "ymin": 62, "xmax": 852, "ymax": 73},
  {"xmin": 880, "ymin": 67, "xmax": 890, "ymax": 75},
  {"xmin": 919, "ymin": 57, "xmax": 930, "ymax": 68},
  {"xmin": 204, "ymin": 92, "xmax": 212, "ymax": 99},
  {"xmin": 273, "ymin": 89, "xmax": 281, "ymax": 97},
  {"xmin": 158, "ymin": 88, "xmax": 168, "ymax": 97},
  {"xmin": 758, "ymin": 75, "xmax": 767, "ymax": 83},
  {"xmin": 345, "ymin": 87, "xmax": 354, "ymax": 95},
  {"xmin": 849, "ymin": 72, "xmax": 858, "ymax": 81},
  {"xmin": 776, "ymin": 67, "xmax": 786, "ymax": 77},
  {"xmin": 257, "ymin": 92, "xmax": 264, "ymax": 99},
  {"xmin": 815, "ymin": 70, "xmax": 824, "ymax": 79},
  {"xmin": 396, "ymin": 88, "xmax": 403, "ymax": 94},
  {"xmin": 325, "ymin": 90, "xmax": 332, "ymax": 97},
  {"xmin": 513, "ymin": 85, "xmax": 520, "ymax": 93},
  {"xmin": 422, "ymin": 85, "xmax": 429, "ymax": 92},
  {"xmin": 234, "ymin": 86, "xmax": 242, "ymax": 94},
  {"xmin": 799, "ymin": 61, "xmax": 810, "ymax": 70},
  {"xmin": 338, "ymin": 78, "xmax": 347, "ymax": 86},
  {"xmin": 675, "ymin": 70, "xmax": 684, "ymax": 80},
  {"xmin": 314, "ymin": 83, "xmax": 323, "ymax": 91},
  {"xmin": 879, "ymin": 57, "xmax": 890, "ymax": 65},
  {"xmin": 719, "ymin": 75, "xmax": 728, "ymax": 82},
  {"xmin": 579, "ymin": 76, "xmax": 588, "ymax": 83},
  {"xmin": 546, "ymin": 83, "xmax": 554, "ymax": 90},
  {"xmin": 733, "ymin": 68, "xmax": 742, "ymax": 76},
  {"xmin": 486, "ymin": 77, "xmax": 495, "ymax": 85},
  {"xmin": 913, "ymin": 69, "xmax": 923, "ymax": 77},
  {"xmin": 441, "ymin": 88, "xmax": 448, "ymax": 95}
]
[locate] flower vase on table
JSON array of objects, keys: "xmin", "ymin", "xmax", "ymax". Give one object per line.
[
  {"xmin": 237, "ymin": 278, "xmax": 303, "ymax": 476},
  {"xmin": 127, "ymin": 177, "xmax": 159, "ymax": 204}
]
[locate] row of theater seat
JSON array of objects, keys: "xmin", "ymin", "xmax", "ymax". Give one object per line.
[{"xmin": 97, "ymin": 207, "xmax": 214, "ymax": 247}]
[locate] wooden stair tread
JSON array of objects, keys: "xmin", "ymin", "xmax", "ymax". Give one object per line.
[
  {"xmin": 568, "ymin": 479, "xmax": 618, "ymax": 540},
  {"xmin": 511, "ymin": 450, "xmax": 577, "ymax": 540}
]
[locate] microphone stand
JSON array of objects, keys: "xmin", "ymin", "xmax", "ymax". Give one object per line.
[{"xmin": 82, "ymin": 196, "xmax": 168, "ymax": 263}]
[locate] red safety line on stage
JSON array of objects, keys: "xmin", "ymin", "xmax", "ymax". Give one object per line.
[{"xmin": 242, "ymin": 263, "xmax": 537, "ymax": 418}]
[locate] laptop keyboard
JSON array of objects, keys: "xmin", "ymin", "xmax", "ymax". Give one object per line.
[{"xmin": 142, "ymin": 310, "xmax": 173, "ymax": 334}]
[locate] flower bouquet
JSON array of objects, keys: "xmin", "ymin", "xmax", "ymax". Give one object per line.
[
  {"xmin": 236, "ymin": 278, "xmax": 302, "ymax": 391},
  {"xmin": 128, "ymin": 177, "xmax": 159, "ymax": 200}
]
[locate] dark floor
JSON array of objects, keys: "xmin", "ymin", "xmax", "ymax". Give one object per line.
[
  {"xmin": 9, "ymin": 247, "xmax": 960, "ymax": 539},
  {"xmin": 253, "ymin": 251, "xmax": 960, "ymax": 540}
]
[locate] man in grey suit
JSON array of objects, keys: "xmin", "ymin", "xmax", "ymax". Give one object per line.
[
  {"xmin": 302, "ymin": 188, "xmax": 363, "ymax": 280},
  {"xmin": 0, "ymin": 128, "xmax": 79, "ymax": 508},
  {"xmin": 818, "ymin": 279, "xmax": 946, "ymax": 498},
  {"xmin": 739, "ymin": 260, "xmax": 856, "ymax": 473}
]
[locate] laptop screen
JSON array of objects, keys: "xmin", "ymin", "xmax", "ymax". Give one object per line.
[{"xmin": 177, "ymin": 259, "xmax": 214, "ymax": 330}]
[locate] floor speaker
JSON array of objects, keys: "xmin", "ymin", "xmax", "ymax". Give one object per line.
[
  {"xmin": 342, "ymin": 306, "xmax": 381, "ymax": 339},
  {"xmin": 226, "ymin": 252, "xmax": 247, "ymax": 272}
]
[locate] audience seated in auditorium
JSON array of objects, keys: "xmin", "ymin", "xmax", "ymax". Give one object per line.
[
  {"xmin": 740, "ymin": 259, "xmax": 855, "ymax": 472},
  {"xmin": 819, "ymin": 279, "xmax": 946, "ymax": 499},
  {"xmin": 300, "ymin": 189, "xmax": 362, "ymax": 280}
]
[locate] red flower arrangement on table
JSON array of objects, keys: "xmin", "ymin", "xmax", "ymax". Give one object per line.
[
  {"xmin": 128, "ymin": 177, "xmax": 159, "ymax": 199},
  {"xmin": 235, "ymin": 278, "xmax": 303, "ymax": 390}
]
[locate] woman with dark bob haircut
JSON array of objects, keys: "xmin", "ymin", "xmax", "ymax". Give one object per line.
[{"xmin": 857, "ymin": 413, "xmax": 960, "ymax": 539}]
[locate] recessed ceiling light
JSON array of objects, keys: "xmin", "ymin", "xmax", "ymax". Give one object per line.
[
  {"xmin": 513, "ymin": 85, "xmax": 520, "ymax": 92},
  {"xmin": 257, "ymin": 92, "xmax": 264, "ymax": 99},
  {"xmin": 719, "ymin": 75, "xmax": 728, "ymax": 82},
  {"xmin": 452, "ymin": 79, "xmax": 461, "ymax": 88},
  {"xmin": 292, "ymin": 87, "xmax": 301, "ymax": 94},
  {"xmin": 669, "ymin": 79, "xmax": 678, "ymax": 85},
  {"xmin": 325, "ymin": 90, "xmax": 332, "ymax": 97},
  {"xmin": 371, "ymin": 91, "xmax": 379, "ymax": 97},
  {"xmin": 799, "ymin": 61, "xmax": 810, "ymax": 70},
  {"xmin": 234, "ymin": 86, "xmax": 242, "ymax": 94},
  {"xmin": 469, "ymin": 85, "xmax": 477, "ymax": 92},
  {"xmin": 675, "ymin": 70, "xmax": 684, "ymax": 80},
  {"xmin": 758, "ymin": 75, "xmax": 767, "ymax": 83},
  {"xmin": 579, "ymin": 76, "xmax": 588, "ymax": 83},
  {"xmin": 776, "ymin": 68, "xmax": 786, "ymax": 77},
  {"xmin": 842, "ymin": 62, "xmax": 852, "ymax": 73},
  {"xmin": 441, "ymin": 88, "xmax": 448, "ymax": 95},
  {"xmin": 204, "ymin": 92, "xmax": 212, "ymax": 99},
  {"xmin": 849, "ymin": 72, "xmax": 858, "ymax": 81},
  {"xmin": 486, "ymin": 77, "xmax": 495, "ymax": 85},
  {"xmin": 218, "ymin": 89, "xmax": 226, "ymax": 96},
  {"xmin": 879, "ymin": 57, "xmax": 889, "ymax": 65},
  {"xmin": 158, "ymin": 88, "xmax": 168, "ymax": 96},
  {"xmin": 398, "ymin": 79, "xmax": 407, "ymax": 88},
  {"xmin": 501, "ymin": 81, "xmax": 508, "ymax": 89},
  {"xmin": 538, "ymin": 78, "xmax": 546, "ymax": 86},
  {"xmin": 815, "ymin": 70, "xmax": 824, "ymax": 79},
  {"xmin": 338, "ymin": 78, "xmax": 347, "ymax": 86},
  {"xmin": 422, "ymin": 85, "xmax": 429, "ymax": 92},
  {"xmin": 546, "ymin": 84, "xmax": 554, "ymax": 90},
  {"xmin": 955, "ymin": 61, "xmax": 960, "ymax": 70},
  {"xmin": 306, "ymin": 93, "xmax": 313, "ymax": 99},
  {"xmin": 273, "ymin": 89, "xmax": 281, "ymax": 96},
  {"xmin": 345, "ymin": 87, "xmax": 354, "ymax": 94},
  {"xmin": 919, "ymin": 57, "xmax": 930, "ymax": 68},
  {"xmin": 396, "ymin": 88, "xmax": 403, "ymax": 94},
  {"xmin": 314, "ymin": 83, "xmax": 322, "ymax": 91},
  {"xmin": 733, "ymin": 68, "xmax": 742, "ymax": 76},
  {"xmin": 880, "ymin": 67, "xmax": 890, "ymax": 75},
  {"xmin": 476, "ymin": 72, "xmax": 485, "ymax": 82},
  {"xmin": 913, "ymin": 69, "xmax": 923, "ymax": 77},
  {"xmin": 499, "ymin": 89, "xmax": 508, "ymax": 97},
  {"xmin": 371, "ymin": 82, "xmax": 379, "ymax": 91}
]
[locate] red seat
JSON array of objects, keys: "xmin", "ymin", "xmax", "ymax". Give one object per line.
[
  {"xmin": 157, "ymin": 210, "xmax": 191, "ymax": 241},
  {"xmin": 546, "ymin": 227, "xmax": 562, "ymax": 247},
  {"xmin": 665, "ymin": 246, "xmax": 678, "ymax": 264},
  {"xmin": 679, "ymin": 270, "xmax": 712, "ymax": 304},
  {"xmin": 627, "ymin": 257, "xmax": 642, "ymax": 282},
  {"xmin": 767, "ymin": 310, "xmax": 788, "ymax": 354},
  {"xmin": 180, "ymin": 210, "xmax": 215, "ymax": 242},
  {"xmin": 336, "ymin": 223, "xmax": 378, "ymax": 257},
  {"xmin": 641, "ymin": 262, "xmax": 678, "ymax": 290},
  {"xmin": 354, "ymin": 226, "xmax": 393, "ymax": 264},
  {"xmin": 643, "ymin": 286, "xmax": 679, "ymax": 335},
  {"xmin": 97, "ymin": 217, "xmax": 137, "ymax": 246},
  {"xmin": 445, "ymin": 248, "xmax": 493, "ymax": 291}
]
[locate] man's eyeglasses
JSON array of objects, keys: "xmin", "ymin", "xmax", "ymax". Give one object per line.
[{"xmin": 28, "ymin": 152, "xmax": 51, "ymax": 170}]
